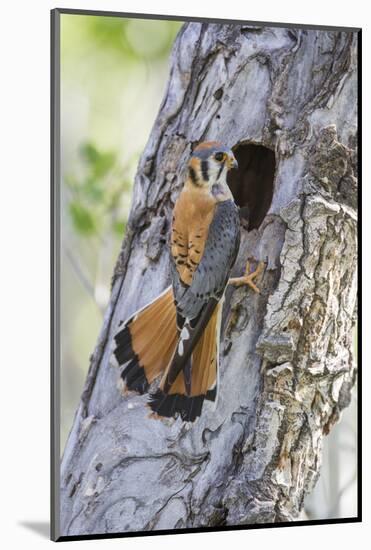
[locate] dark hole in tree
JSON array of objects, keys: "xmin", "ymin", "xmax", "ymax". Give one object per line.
[{"xmin": 227, "ymin": 143, "xmax": 276, "ymax": 230}]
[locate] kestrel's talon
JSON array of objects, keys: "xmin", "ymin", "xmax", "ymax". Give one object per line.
[{"xmin": 229, "ymin": 260, "xmax": 266, "ymax": 293}]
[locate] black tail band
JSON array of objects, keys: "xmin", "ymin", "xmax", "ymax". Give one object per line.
[{"xmin": 149, "ymin": 387, "xmax": 216, "ymax": 422}]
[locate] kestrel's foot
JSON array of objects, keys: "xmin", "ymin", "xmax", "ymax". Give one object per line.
[{"xmin": 229, "ymin": 260, "xmax": 266, "ymax": 293}]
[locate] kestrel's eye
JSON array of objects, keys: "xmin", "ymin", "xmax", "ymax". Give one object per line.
[{"xmin": 214, "ymin": 151, "xmax": 225, "ymax": 162}]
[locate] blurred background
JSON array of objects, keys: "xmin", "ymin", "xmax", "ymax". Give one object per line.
[
  {"xmin": 60, "ymin": 13, "xmax": 357, "ymax": 520},
  {"xmin": 60, "ymin": 13, "xmax": 181, "ymax": 448}
]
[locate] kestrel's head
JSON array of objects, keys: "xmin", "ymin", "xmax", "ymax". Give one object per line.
[{"xmin": 188, "ymin": 141, "xmax": 238, "ymax": 188}]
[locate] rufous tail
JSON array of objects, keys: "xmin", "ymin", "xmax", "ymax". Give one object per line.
[
  {"xmin": 149, "ymin": 302, "xmax": 221, "ymax": 422},
  {"xmin": 111, "ymin": 287, "xmax": 178, "ymax": 394}
]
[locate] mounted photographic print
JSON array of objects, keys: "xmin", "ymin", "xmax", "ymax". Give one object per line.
[{"xmin": 51, "ymin": 8, "xmax": 361, "ymax": 541}]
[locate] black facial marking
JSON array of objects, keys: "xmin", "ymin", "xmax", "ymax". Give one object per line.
[
  {"xmin": 216, "ymin": 161, "xmax": 225, "ymax": 181},
  {"xmin": 189, "ymin": 166, "xmax": 198, "ymax": 185},
  {"xmin": 201, "ymin": 160, "xmax": 209, "ymax": 181}
]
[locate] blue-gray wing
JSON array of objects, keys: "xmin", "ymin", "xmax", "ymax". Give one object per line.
[
  {"xmin": 171, "ymin": 199, "xmax": 240, "ymax": 321},
  {"xmin": 160, "ymin": 199, "xmax": 240, "ymax": 396}
]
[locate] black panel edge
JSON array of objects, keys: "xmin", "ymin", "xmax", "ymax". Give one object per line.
[{"xmin": 53, "ymin": 7, "xmax": 361, "ymax": 33}]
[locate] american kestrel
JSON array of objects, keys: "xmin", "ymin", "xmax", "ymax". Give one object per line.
[{"xmin": 111, "ymin": 141, "xmax": 264, "ymax": 421}]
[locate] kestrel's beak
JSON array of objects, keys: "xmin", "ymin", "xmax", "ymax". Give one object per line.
[{"xmin": 228, "ymin": 154, "xmax": 238, "ymax": 170}]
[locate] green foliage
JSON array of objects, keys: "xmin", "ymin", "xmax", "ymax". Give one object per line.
[
  {"xmin": 112, "ymin": 220, "xmax": 126, "ymax": 237},
  {"xmin": 60, "ymin": 14, "xmax": 183, "ymax": 452},
  {"xmin": 61, "ymin": 14, "xmax": 182, "ymax": 245},
  {"xmin": 65, "ymin": 141, "xmax": 131, "ymax": 240},
  {"xmin": 79, "ymin": 143, "xmax": 116, "ymax": 188},
  {"xmin": 69, "ymin": 201, "xmax": 97, "ymax": 236},
  {"xmin": 61, "ymin": 14, "xmax": 181, "ymax": 64}
]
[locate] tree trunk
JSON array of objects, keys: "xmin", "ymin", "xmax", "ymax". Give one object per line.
[{"xmin": 60, "ymin": 22, "xmax": 358, "ymax": 536}]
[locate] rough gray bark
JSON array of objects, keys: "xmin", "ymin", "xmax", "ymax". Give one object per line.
[{"xmin": 60, "ymin": 23, "xmax": 358, "ymax": 535}]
